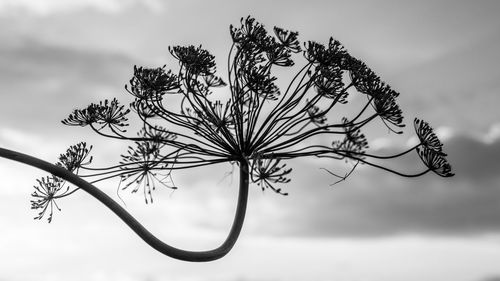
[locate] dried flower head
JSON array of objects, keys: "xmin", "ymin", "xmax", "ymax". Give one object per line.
[
  {"xmin": 62, "ymin": 98, "xmax": 130, "ymax": 133},
  {"xmin": 414, "ymin": 118, "xmax": 444, "ymax": 154},
  {"xmin": 245, "ymin": 66, "xmax": 280, "ymax": 99},
  {"xmin": 95, "ymin": 98, "xmax": 131, "ymax": 132},
  {"xmin": 61, "ymin": 105, "xmax": 100, "ymax": 127},
  {"xmin": 207, "ymin": 100, "xmax": 235, "ymax": 133},
  {"xmin": 31, "ymin": 176, "xmax": 72, "ymax": 223},
  {"xmin": 203, "ymin": 74, "xmax": 227, "ymax": 88},
  {"xmin": 251, "ymin": 156, "xmax": 291, "ymax": 195},
  {"xmin": 273, "ymin": 26, "xmax": 301, "ymax": 53},
  {"xmin": 139, "ymin": 125, "xmax": 177, "ymax": 145},
  {"xmin": 169, "ymin": 45, "xmax": 216, "ymax": 76},
  {"xmin": 332, "ymin": 118, "xmax": 369, "ymax": 160},
  {"xmin": 304, "ymin": 38, "xmax": 348, "ymax": 66},
  {"xmin": 416, "ymin": 146, "xmax": 454, "ymax": 177},
  {"xmin": 370, "ymin": 83, "xmax": 405, "ymax": 132},
  {"xmin": 127, "ymin": 65, "xmax": 179, "ymax": 100},
  {"xmin": 230, "ymin": 16, "xmax": 268, "ymax": 48},
  {"xmin": 57, "ymin": 142, "xmax": 93, "ymax": 174},
  {"xmin": 313, "ymin": 65, "xmax": 346, "ymax": 101},
  {"xmin": 306, "ymin": 102, "xmax": 327, "ymax": 126},
  {"xmin": 348, "ymin": 57, "xmax": 381, "ymax": 94},
  {"xmin": 120, "ymin": 141, "xmax": 175, "ymax": 203}
]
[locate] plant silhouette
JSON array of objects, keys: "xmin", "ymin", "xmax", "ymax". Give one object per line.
[{"xmin": 0, "ymin": 16, "xmax": 453, "ymax": 262}]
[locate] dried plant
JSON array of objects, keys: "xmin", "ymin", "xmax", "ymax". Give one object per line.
[{"xmin": 0, "ymin": 16, "xmax": 453, "ymax": 262}]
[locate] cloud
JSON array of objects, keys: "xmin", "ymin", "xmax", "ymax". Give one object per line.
[
  {"xmin": 0, "ymin": 39, "xmax": 136, "ymax": 134},
  {"xmin": 0, "ymin": 0, "xmax": 164, "ymax": 16}
]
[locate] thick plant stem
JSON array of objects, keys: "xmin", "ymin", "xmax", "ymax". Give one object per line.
[{"xmin": 0, "ymin": 147, "xmax": 249, "ymax": 262}]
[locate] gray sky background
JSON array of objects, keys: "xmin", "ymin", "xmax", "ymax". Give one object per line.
[{"xmin": 1, "ymin": 1, "xmax": 500, "ymax": 281}]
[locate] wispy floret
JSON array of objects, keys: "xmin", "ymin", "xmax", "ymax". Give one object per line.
[
  {"xmin": 57, "ymin": 142, "xmax": 93, "ymax": 174},
  {"xmin": 207, "ymin": 100, "xmax": 235, "ymax": 133},
  {"xmin": 31, "ymin": 176, "xmax": 72, "ymax": 223},
  {"xmin": 332, "ymin": 118, "xmax": 369, "ymax": 160},
  {"xmin": 169, "ymin": 45, "xmax": 216, "ymax": 76},
  {"xmin": 414, "ymin": 118, "xmax": 444, "ymax": 154},
  {"xmin": 180, "ymin": 102, "xmax": 204, "ymax": 126},
  {"xmin": 130, "ymin": 99, "xmax": 159, "ymax": 119},
  {"xmin": 95, "ymin": 98, "xmax": 131, "ymax": 132},
  {"xmin": 416, "ymin": 146, "xmax": 454, "ymax": 177},
  {"xmin": 273, "ymin": 26, "xmax": 301, "ymax": 53},
  {"xmin": 250, "ymin": 156, "xmax": 291, "ymax": 195},
  {"xmin": 140, "ymin": 125, "xmax": 177, "ymax": 145},
  {"xmin": 306, "ymin": 102, "xmax": 327, "ymax": 126},
  {"xmin": 203, "ymin": 74, "xmax": 227, "ymax": 88},
  {"xmin": 126, "ymin": 65, "xmax": 179, "ymax": 100},
  {"xmin": 120, "ymin": 141, "xmax": 175, "ymax": 203}
]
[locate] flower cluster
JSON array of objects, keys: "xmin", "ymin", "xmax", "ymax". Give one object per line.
[
  {"xmin": 348, "ymin": 58, "xmax": 380, "ymax": 94},
  {"xmin": 56, "ymin": 15, "xmax": 453, "ymax": 208},
  {"xmin": 36, "ymin": 16, "xmax": 457, "ymax": 262},
  {"xmin": 250, "ymin": 155, "xmax": 291, "ymax": 195},
  {"xmin": 313, "ymin": 64, "xmax": 346, "ymax": 101},
  {"xmin": 126, "ymin": 65, "xmax": 180, "ymax": 101},
  {"xmin": 62, "ymin": 98, "xmax": 130, "ymax": 132},
  {"xmin": 130, "ymin": 99, "xmax": 158, "ymax": 119},
  {"xmin": 414, "ymin": 118, "xmax": 444, "ymax": 153},
  {"xmin": 61, "ymin": 106, "xmax": 98, "ymax": 127},
  {"xmin": 304, "ymin": 38, "xmax": 349, "ymax": 67},
  {"xmin": 119, "ymin": 140, "xmax": 176, "ymax": 203},
  {"xmin": 169, "ymin": 45, "xmax": 216, "ymax": 76},
  {"xmin": 370, "ymin": 83, "xmax": 404, "ymax": 131},
  {"xmin": 245, "ymin": 66, "xmax": 280, "ymax": 99},
  {"xmin": 273, "ymin": 26, "xmax": 301, "ymax": 53},
  {"xmin": 346, "ymin": 57, "xmax": 405, "ymax": 132},
  {"xmin": 230, "ymin": 16, "xmax": 301, "ymax": 106},
  {"xmin": 31, "ymin": 142, "xmax": 95, "ymax": 222},
  {"xmin": 332, "ymin": 118, "xmax": 369, "ymax": 160},
  {"xmin": 230, "ymin": 16, "xmax": 265, "ymax": 43},
  {"xmin": 31, "ymin": 176, "xmax": 70, "ymax": 223},
  {"xmin": 306, "ymin": 102, "xmax": 327, "ymax": 126},
  {"xmin": 414, "ymin": 118, "xmax": 454, "ymax": 177},
  {"xmin": 206, "ymin": 100, "xmax": 235, "ymax": 133},
  {"xmin": 140, "ymin": 125, "xmax": 177, "ymax": 145},
  {"xmin": 57, "ymin": 142, "xmax": 93, "ymax": 174},
  {"xmin": 203, "ymin": 74, "xmax": 227, "ymax": 88}
]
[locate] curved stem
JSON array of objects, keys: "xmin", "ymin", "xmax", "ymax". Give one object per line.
[{"xmin": 0, "ymin": 147, "xmax": 249, "ymax": 262}]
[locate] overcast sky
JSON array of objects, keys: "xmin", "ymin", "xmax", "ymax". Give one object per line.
[{"xmin": 1, "ymin": 1, "xmax": 500, "ymax": 281}]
